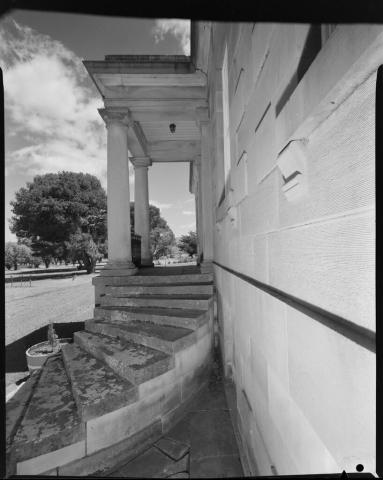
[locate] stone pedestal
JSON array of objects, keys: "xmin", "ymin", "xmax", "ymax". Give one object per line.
[{"xmin": 132, "ymin": 156, "xmax": 154, "ymax": 267}]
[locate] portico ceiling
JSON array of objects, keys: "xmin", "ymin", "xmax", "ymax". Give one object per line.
[{"xmin": 83, "ymin": 55, "xmax": 208, "ymax": 163}]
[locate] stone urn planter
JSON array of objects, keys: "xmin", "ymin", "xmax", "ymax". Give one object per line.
[
  {"xmin": 25, "ymin": 323, "xmax": 71, "ymax": 373},
  {"xmin": 26, "ymin": 338, "xmax": 71, "ymax": 373}
]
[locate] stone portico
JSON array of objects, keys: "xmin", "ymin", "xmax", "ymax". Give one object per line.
[{"xmin": 84, "ymin": 55, "xmax": 214, "ymax": 279}]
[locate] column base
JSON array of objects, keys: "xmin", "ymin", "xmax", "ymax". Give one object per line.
[
  {"xmin": 140, "ymin": 257, "xmax": 154, "ymax": 267},
  {"xmin": 99, "ymin": 261, "xmax": 138, "ymax": 276},
  {"xmin": 200, "ymin": 261, "xmax": 214, "ymax": 274}
]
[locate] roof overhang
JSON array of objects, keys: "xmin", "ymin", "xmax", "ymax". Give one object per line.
[{"xmin": 84, "ymin": 54, "xmax": 208, "ymax": 163}]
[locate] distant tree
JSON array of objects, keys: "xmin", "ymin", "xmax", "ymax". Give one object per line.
[
  {"xmin": 178, "ymin": 231, "xmax": 197, "ymax": 257},
  {"xmin": 130, "ymin": 202, "xmax": 175, "ymax": 260},
  {"xmin": 151, "ymin": 228, "xmax": 175, "ymax": 260},
  {"xmin": 66, "ymin": 233, "xmax": 100, "ymax": 273},
  {"xmin": 5, "ymin": 242, "xmax": 32, "ymax": 270},
  {"xmin": 10, "ymin": 172, "xmax": 107, "ymax": 271}
]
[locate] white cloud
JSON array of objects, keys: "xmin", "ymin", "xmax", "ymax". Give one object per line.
[
  {"xmin": 1, "ymin": 18, "xmax": 106, "ymax": 185},
  {"xmin": 182, "ymin": 210, "xmax": 194, "ymax": 215},
  {"xmin": 149, "ymin": 200, "xmax": 173, "ymax": 210},
  {"xmin": 152, "ymin": 19, "xmax": 190, "ymax": 55}
]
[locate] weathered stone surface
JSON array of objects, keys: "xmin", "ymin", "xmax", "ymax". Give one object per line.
[
  {"xmin": 74, "ymin": 331, "xmax": 173, "ymax": 384},
  {"xmin": 93, "ymin": 270, "xmax": 213, "ymax": 285},
  {"xmin": 59, "ymin": 420, "xmax": 162, "ymax": 476},
  {"xmin": 109, "ymin": 446, "xmax": 189, "ymax": 478},
  {"xmin": 94, "ymin": 306, "xmax": 209, "ymax": 330},
  {"xmin": 101, "ymin": 293, "xmax": 213, "ymax": 311},
  {"xmin": 6, "ymin": 369, "xmax": 40, "ymax": 447},
  {"xmin": 190, "ymin": 454, "xmax": 243, "ymax": 478},
  {"xmin": 189, "ymin": 410, "xmax": 240, "ymax": 460},
  {"xmin": 155, "ymin": 436, "xmax": 190, "ymax": 461},
  {"xmin": 86, "ymin": 319, "xmax": 196, "ymax": 354},
  {"xmin": 105, "ymin": 282, "xmax": 213, "ymax": 296},
  {"xmin": 167, "ymin": 473, "xmax": 189, "ymax": 478},
  {"xmin": 16, "ymin": 440, "xmax": 86, "ymax": 475},
  {"xmin": 6, "ymin": 370, "xmax": 41, "ymax": 477},
  {"xmin": 181, "ymin": 362, "xmax": 211, "ymax": 403},
  {"xmin": 62, "ymin": 343, "xmax": 138, "ymax": 421},
  {"xmin": 12, "ymin": 355, "xmax": 84, "ymax": 463}
]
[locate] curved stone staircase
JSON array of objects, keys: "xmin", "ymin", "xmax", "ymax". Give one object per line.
[{"xmin": 6, "ymin": 269, "xmax": 214, "ymax": 476}]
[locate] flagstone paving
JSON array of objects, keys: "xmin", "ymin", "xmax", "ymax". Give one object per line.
[{"xmin": 106, "ymin": 356, "xmax": 244, "ymax": 478}]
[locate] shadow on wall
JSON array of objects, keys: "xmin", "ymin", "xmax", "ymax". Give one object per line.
[{"xmin": 6, "ymin": 322, "xmax": 85, "ymax": 373}]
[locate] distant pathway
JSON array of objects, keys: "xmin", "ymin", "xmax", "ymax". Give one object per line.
[{"xmin": 5, "ymin": 275, "xmax": 96, "ymax": 346}]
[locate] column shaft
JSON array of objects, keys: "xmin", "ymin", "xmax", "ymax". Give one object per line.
[
  {"xmin": 105, "ymin": 119, "xmax": 136, "ymax": 271},
  {"xmin": 199, "ymin": 121, "xmax": 214, "ymax": 271},
  {"xmin": 133, "ymin": 158, "xmax": 153, "ymax": 266}
]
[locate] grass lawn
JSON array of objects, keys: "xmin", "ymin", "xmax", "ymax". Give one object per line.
[{"xmin": 5, "ymin": 274, "xmax": 96, "ymax": 346}]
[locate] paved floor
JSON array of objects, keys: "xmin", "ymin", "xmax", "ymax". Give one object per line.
[{"xmin": 107, "ymin": 354, "xmax": 244, "ymax": 478}]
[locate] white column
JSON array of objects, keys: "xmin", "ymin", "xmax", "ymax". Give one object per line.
[
  {"xmin": 198, "ymin": 118, "xmax": 214, "ymax": 273},
  {"xmin": 193, "ymin": 156, "xmax": 203, "ymax": 264},
  {"xmin": 131, "ymin": 156, "xmax": 153, "ymax": 267},
  {"xmin": 101, "ymin": 110, "xmax": 137, "ymax": 275}
]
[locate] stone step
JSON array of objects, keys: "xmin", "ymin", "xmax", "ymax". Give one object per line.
[
  {"xmin": 62, "ymin": 343, "xmax": 138, "ymax": 422},
  {"xmin": 74, "ymin": 331, "xmax": 174, "ymax": 385},
  {"xmin": 94, "ymin": 273, "xmax": 213, "ymax": 287},
  {"xmin": 85, "ymin": 319, "xmax": 196, "ymax": 355},
  {"xmin": 105, "ymin": 283, "xmax": 214, "ymax": 296},
  {"xmin": 101, "ymin": 294, "xmax": 213, "ymax": 310},
  {"xmin": 94, "ymin": 306, "xmax": 209, "ymax": 330},
  {"xmin": 11, "ymin": 355, "xmax": 85, "ymax": 467}
]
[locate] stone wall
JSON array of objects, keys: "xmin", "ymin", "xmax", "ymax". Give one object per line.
[{"xmin": 204, "ymin": 22, "xmax": 379, "ymax": 474}]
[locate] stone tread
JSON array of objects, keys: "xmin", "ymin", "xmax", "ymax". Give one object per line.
[
  {"xmin": 74, "ymin": 331, "xmax": 174, "ymax": 384},
  {"xmin": 96, "ymin": 274, "xmax": 213, "ymax": 285},
  {"xmin": 6, "ymin": 370, "xmax": 41, "ymax": 448},
  {"xmin": 11, "ymin": 355, "xmax": 84, "ymax": 463},
  {"xmin": 107, "ymin": 282, "xmax": 213, "ymax": 287},
  {"xmin": 87, "ymin": 320, "xmax": 196, "ymax": 354},
  {"xmin": 91, "ymin": 319, "xmax": 193, "ymax": 342},
  {"xmin": 106, "ymin": 294, "xmax": 212, "ymax": 300},
  {"xmin": 97, "ymin": 306, "xmax": 207, "ymax": 318},
  {"xmin": 62, "ymin": 343, "xmax": 138, "ymax": 422}
]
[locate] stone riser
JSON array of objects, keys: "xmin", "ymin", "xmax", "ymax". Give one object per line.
[
  {"xmin": 93, "ymin": 273, "xmax": 213, "ymax": 286},
  {"xmin": 94, "ymin": 306, "xmax": 207, "ymax": 330},
  {"xmin": 73, "ymin": 332, "xmax": 174, "ymax": 385},
  {"xmin": 101, "ymin": 296, "xmax": 212, "ymax": 310},
  {"xmin": 85, "ymin": 320, "xmax": 196, "ymax": 355},
  {"xmin": 105, "ymin": 284, "xmax": 214, "ymax": 296}
]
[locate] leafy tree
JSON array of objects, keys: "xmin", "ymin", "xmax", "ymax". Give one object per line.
[
  {"xmin": 10, "ymin": 172, "xmax": 107, "ymax": 243},
  {"xmin": 177, "ymin": 231, "xmax": 197, "ymax": 257},
  {"xmin": 10, "ymin": 172, "xmax": 107, "ymax": 270},
  {"xmin": 151, "ymin": 228, "xmax": 175, "ymax": 260},
  {"xmin": 5, "ymin": 242, "xmax": 32, "ymax": 270},
  {"xmin": 66, "ymin": 233, "xmax": 100, "ymax": 273},
  {"xmin": 130, "ymin": 202, "xmax": 175, "ymax": 260}
]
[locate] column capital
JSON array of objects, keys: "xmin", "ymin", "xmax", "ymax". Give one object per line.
[
  {"xmin": 131, "ymin": 156, "xmax": 152, "ymax": 168},
  {"xmin": 98, "ymin": 108, "xmax": 134, "ymax": 129}
]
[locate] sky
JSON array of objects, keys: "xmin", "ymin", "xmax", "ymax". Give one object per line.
[{"xmin": 1, "ymin": 10, "xmax": 195, "ymax": 241}]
